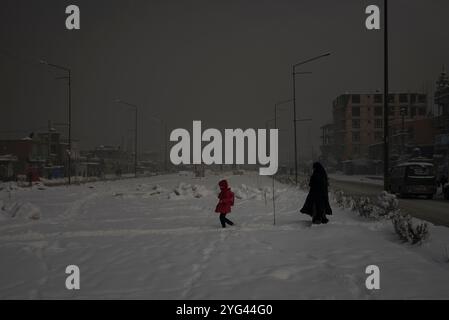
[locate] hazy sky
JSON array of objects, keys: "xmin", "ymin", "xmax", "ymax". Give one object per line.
[{"xmin": 1, "ymin": 0, "xmax": 449, "ymax": 164}]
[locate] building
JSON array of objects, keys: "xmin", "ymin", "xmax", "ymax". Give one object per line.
[
  {"xmin": 0, "ymin": 125, "xmax": 76, "ymax": 180},
  {"xmin": 332, "ymin": 91, "xmax": 428, "ymax": 163},
  {"xmin": 80, "ymin": 145, "xmax": 131, "ymax": 176},
  {"xmin": 433, "ymin": 66, "xmax": 449, "ymax": 179},
  {"xmin": 0, "ymin": 137, "xmax": 45, "ymax": 176},
  {"xmin": 319, "ymin": 123, "xmax": 335, "ymax": 166},
  {"xmin": 434, "ymin": 66, "xmax": 449, "ymax": 134},
  {"xmin": 0, "ymin": 155, "xmax": 18, "ymax": 181}
]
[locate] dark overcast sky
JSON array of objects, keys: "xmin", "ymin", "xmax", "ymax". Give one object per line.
[{"xmin": 1, "ymin": 0, "xmax": 449, "ymax": 164}]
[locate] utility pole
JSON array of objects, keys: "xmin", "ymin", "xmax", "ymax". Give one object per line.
[
  {"xmin": 383, "ymin": 0, "xmax": 389, "ymax": 190},
  {"xmin": 164, "ymin": 122, "xmax": 168, "ymax": 172},
  {"xmin": 134, "ymin": 105, "xmax": 138, "ymax": 177},
  {"xmin": 270, "ymin": 99, "xmax": 295, "ymax": 225},
  {"xmin": 291, "ymin": 52, "xmax": 331, "ymax": 185},
  {"xmin": 39, "ymin": 60, "xmax": 72, "ymax": 185}
]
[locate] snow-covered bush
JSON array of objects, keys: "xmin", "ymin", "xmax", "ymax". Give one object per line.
[
  {"xmin": 333, "ymin": 190, "xmax": 400, "ymax": 220},
  {"xmin": 391, "ymin": 213, "xmax": 429, "ymax": 245},
  {"xmin": 333, "ymin": 190, "xmax": 345, "ymax": 207},
  {"xmin": 352, "ymin": 196, "xmax": 376, "ymax": 218},
  {"xmin": 352, "ymin": 192, "xmax": 400, "ymax": 219},
  {"xmin": 377, "ymin": 191, "xmax": 399, "ymax": 216},
  {"xmin": 333, "ymin": 190, "xmax": 355, "ymax": 209}
]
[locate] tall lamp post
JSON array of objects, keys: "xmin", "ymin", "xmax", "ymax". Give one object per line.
[
  {"xmin": 272, "ymin": 99, "xmax": 293, "ymax": 225},
  {"xmin": 116, "ymin": 99, "xmax": 138, "ymax": 178},
  {"xmin": 383, "ymin": 0, "xmax": 390, "ymax": 190},
  {"xmin": 266, "ymin": 109, "xmax": 291, "ymax": 225},
  {"xmin": 292, "ymin": 52, "xmax": 331, "ymax": 185},
  {"xmin": 39, "ymin": 60, "xmax": 72, "ymax": 185}
]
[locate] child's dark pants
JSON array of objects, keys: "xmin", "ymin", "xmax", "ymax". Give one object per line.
[{"xmin": 219, "ymin": 214, "xmax": 234, "ymax": 228}]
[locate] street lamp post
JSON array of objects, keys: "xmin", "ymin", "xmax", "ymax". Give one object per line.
[
  {"xmin": 292, "ymin": 52, "xmax": 331, "ymax": 185},
  {"xmin": 383, "ymin": 0, "xmax": 390, "ymax": 190},
  {"xmin": 271, "ymin": 99, "xmax": 293, "ymax": 225},
  {"xmin": 116, "ymin": 99, "xmax": 138, "ymax": 178},
  {"xmin": 39, "ymin": 60, "xmax": 72, "ymax": 185}
]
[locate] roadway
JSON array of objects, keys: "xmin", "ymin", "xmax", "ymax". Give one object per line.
[{"xmin": 329, "ymin": 177, "xmax": 449, "ymax": 227}]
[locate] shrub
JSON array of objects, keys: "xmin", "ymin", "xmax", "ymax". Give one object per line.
[
  {"xmin": 377, "ymin": 191, "xmax": 399, "ymax": 216},
  {"xmin": 392, "ymin": 213, "xmax": 429, "ymax": 244}
]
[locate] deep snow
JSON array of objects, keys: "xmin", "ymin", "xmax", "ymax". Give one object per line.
[{"xmin": 0, "ymin": 172, "xmax": 448, "ymax": 299}]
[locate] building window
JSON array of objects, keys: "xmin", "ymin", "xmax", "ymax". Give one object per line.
[
  {"xmin": 352, "ymin": 132, "xmax": 360, "ymax": 142},
  {"xmin": 399, "ymin": 94, "xmax": 408, "ymax": 103},
  {"xmin": 418, "ymin": 94, "xmax": 426, "ymax": 103},
  {"xmin": 411, "ymin": 106, "xmax": 417, "ymax": 118},
  {"xmin": 353, "ymin": 145, "xmax": 360, "ymax": 156},
  {"xmin": 410, "ymin": 94, "xmax": 416, "ymax": 104},
  {"xmin": 388, "ymin": 94, "xmax": 395, "ymax": 103},
  {"xmin": 375, "ymin": 106, "xmax": 382, "ymax": 116},
  {"xmin": 375, "ymin": 119, "xmax": 383, "ymax": 129},
  {"xmin": 374, "ymin": 94, "xmax": 382, "ymax": 103},
  {"xmin": 374, "ymin": 131, "xmax": 383, "ymax": 142},
  {"xmin": 389, "ymin": 106, "xmax": 395, "ymax": 116},
  {"xmin": 419, "ymin": 107, "xmax": 426, "ymax": 116},
  {"xmin": 352, "ymin": 119, "xmax": 360, "ymax": 129},
  {"xmin": 399, "ymin": 106, "xmax": 408, "ymax": 116},
  {"xmin": 352, "ymin": 94, "xmax": 361, "ymax": 104},
  {"xmin": 352, "ymin": 106, "xmax": 360, "ymax": 117}
]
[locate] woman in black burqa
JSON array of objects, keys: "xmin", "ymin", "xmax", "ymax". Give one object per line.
[{"xmin": 300, "ymin": 162, "xmax": 332, "ymax": 224}]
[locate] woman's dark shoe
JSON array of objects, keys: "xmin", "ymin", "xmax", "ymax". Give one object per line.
[
  {"xmin": 312, "ymin": 219, "xmax": 322, "ymax": 225},
  {"xmin": 322, "ymin": 217, "xmax": 329, "ymax": 224}
]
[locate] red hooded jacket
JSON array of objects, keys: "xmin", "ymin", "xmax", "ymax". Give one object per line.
[{"xmin": 215, "ymin": 180, "xmax": 234, "ymax": 214}]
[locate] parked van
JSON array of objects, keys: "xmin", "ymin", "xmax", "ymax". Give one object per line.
[{"xmin": 389, "ymin": 161, "xmax": 437, "ymax": 199}]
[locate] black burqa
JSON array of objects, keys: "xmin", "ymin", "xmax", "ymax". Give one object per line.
[{"xmin": 300, "ymin": 162, "xmax": 332, "ymax": 224}]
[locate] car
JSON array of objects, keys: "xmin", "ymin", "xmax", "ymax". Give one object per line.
[{"xmin": 389, "ymin": 161, "xmax": 437, "ymax": 199}]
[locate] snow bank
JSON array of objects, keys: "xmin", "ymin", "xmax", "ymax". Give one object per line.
[
  {"xmin": 234, "ymin": 184, "xmax": 272, "ymax": 200},
  {"xmin": 168, "ymin": 183, "xmax": 213, "ymax": 200},
  {"xmin": 1, "ymin": 201, "xmax": 41, "ymax": 220},
  {"xmin": 142, "ymin": 184, "xmax": 168, "ymax": 197},
  {"xmin": 1, "ymin": 172, "xmax": 449, "ymax": 299}
]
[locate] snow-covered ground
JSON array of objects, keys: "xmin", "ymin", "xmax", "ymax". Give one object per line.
[{"xmin": 0, "ymin": 172, "xmax": 448, "ymax": 299}]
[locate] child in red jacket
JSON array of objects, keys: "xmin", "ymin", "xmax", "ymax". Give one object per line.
[{"xmin": 215, "ymin": 179, "xmax": 235, "ymax": 228}]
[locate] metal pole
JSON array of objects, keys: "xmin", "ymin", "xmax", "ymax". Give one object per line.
[
  {"xmin": 292, "ymin": 67, "xmax": 298, "ymax": 185},
  {"xmin": 39, "ymin": 60, "xmax": 72, "ymax": 185},
  {"xmin": 135, "ymin": 107, "xmax": 138, "ymax": 178},
  {"xmin": 290, "ymin": 52, "xmax": 331, "ymax": 184},
  {"xmin": 68, "ymin": 69, "xmax": 72, "ymax": 185},
  {"xmin": 401, "ymin": 109, "xmax": 405, "ymax": 155},
  {"xmin": 383, "ymin": 0, "xmax": 389, "ymax": 190},
  {"xmin": 164, "ymin": 123, "xmax": 168, "ymax": 172},
  {"xmin": 273, "ymin": 103, "xmax": 278, "ymax": 225}
]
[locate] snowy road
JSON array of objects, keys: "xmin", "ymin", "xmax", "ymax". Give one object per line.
[
  {"xmin": 329, "ymin": 177, "xmax": 449, "ymax": 227},
  {"xmin": 1, "ymin": 172, "xmax": 449, "ymax": 299}
]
